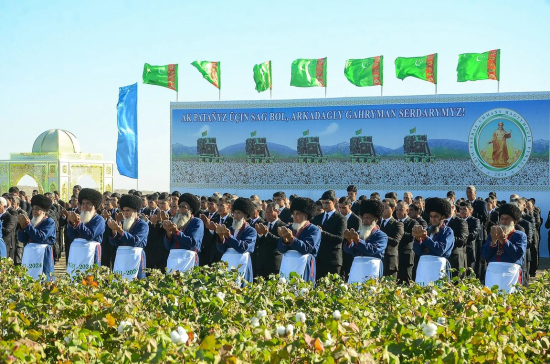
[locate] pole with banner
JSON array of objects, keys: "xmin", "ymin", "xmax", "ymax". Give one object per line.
[{"xmin": 116, "ymin": 83, "xmax": 139, "ymax": 183}]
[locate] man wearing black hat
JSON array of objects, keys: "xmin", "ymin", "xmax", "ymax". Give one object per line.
[
  {"xmin": 18, "ymin": 194, "xmax": 57, "ymax": 280},
  {"xmin": 311, "ymin": 190, "xmax": 346, "ymax": 280},
  {"xmin": 343, "ymin": 199, "xmax": 388, "ymax": 283},
  {"xmin": 278, "ymin": 197, "xmax": 321, "ymax": 282},
  {"xmin": 215, "ymin": 197, "xmax": 257, "ymax": 283},
  {"xmin": 412, "ymin": 197, "xmax": 455, "ymax": 285},
  {"xmin": 163, "ymin": 193, "xmax": 204, "ymax": 272},
  {"xmin": 108, "ymin": 194, "xmax": 149, "ymax": 279},
  {"xmin": 482, "ymin": 203, "xmax": 527, "ymax": 293},
  {"xmin": 64, "ymin": 188, "xmax": 105, "ymax": 252}
]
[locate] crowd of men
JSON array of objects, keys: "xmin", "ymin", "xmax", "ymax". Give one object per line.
[
  {"xmin": 0, "ymin": 184, "xmax": 545, "ymax": 289},
  {"xmin": 171, "ymin": 159, "xmax": 548, "ymax": 187}
]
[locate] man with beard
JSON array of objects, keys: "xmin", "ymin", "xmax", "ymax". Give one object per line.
[
  {"xmin": 253, "ymin": 202, "xmax": 286, "ymax": 279},
  {"xmin": 482, "ymin": 203, "xmax": 527, "ymax": 293},
  {"xmin": 458, "ymin": 201, "xmax": 482, "ymax": 278},
  {"xmin": 412, "ymin": 197, "xmax": 455, "ymax": 286},
  {"xmin": 64, "ymin": 188, "xmax": 105, "ymax": 275},
  {"xmin": 395, "ymin": 201, "xmax": 418, "ymax": 283},
  {"xmin": 65, "ymin": 188, "xmax": 105, "ymax": 251},
  {"xmin": 163, "ymin": 193, "xmax": 204, "ymax": 272},
  {"xmin": 18, "ymin": 195, "xmax": 56, "ymax": 281},
  {"xmin": 311, "ymin": 190, "xmax": 346, "ymax": 280},
  {"xmin": 343, "ymin": 199, "xmax": 388, "ymax": 284},
  {"xmin": 108, "ymin": 194, "xmax": 149, "ymax": 279},
  {"xmin": 379, "ymin": 198, "xmax": 404, "ymax": 279},
  {"xmin": 338, "ymin": 196, "xmax": 360, "ymax": 282},
  {"xmin": 214, "ymin": 197, "xmax": 257, "ymax": 283},
  {"xmin": 445, "ymin": 198, "xmax": 469, "ymax": 278},
  {"xmin": 278, "ymin": 197, "xmax": 321, "ymax": 282}
]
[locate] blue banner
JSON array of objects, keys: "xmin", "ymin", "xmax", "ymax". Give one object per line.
[{"xmin": 116, "ymin": 83, "xmax": 138, "ymax": 179}]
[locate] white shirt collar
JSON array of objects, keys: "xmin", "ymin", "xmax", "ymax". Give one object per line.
[
  {"xmin": 325, "ymin": 209, "xmax": 336, "ymax": 220},
  {"xmin": 345, "ymin": 212, "xmax": 352, "ymax": 220}
]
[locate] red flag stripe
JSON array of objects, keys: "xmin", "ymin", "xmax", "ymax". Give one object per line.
[
  {"xmin": 210, "ymin": 62, "xmax": 219, "ymax": 89},
  {"xmin": 487, "ymin": 50, "xmax": 498, "ymax": 80},
  {"xmin": 425, "ymin": 54, "xmax": 436, "ymax": 84},
  {"xmin": 167, "ymin": 64, "xmax": 176, "ymax": 90},
  {"xmin": 316, "ymin": 58, "xmax": 326, "ymax": 87},
  {"xmin": 372, "ymin": 56, "xmax": 381, "ymax": 86}
]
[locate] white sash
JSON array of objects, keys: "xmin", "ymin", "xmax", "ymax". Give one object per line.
[
  {"xmin": 348, "ymin": 256, "xmax": 382, "ymax": 284},
  {"xmin": 67, "ymin": 239, "xmax": 101, "ymax": 278},
  {"xmin": 0, "ymin": 238, "xmax": 6, "ymax": 259},
  {"xmin": 485, "ymin": 262, "xmax": 521, "ymax": 293},
  {"xmin": 415, "ymin": 255, "xmax": 448, "ymax": 286},
  {"xmin": 279, "ymin": 250, "xmax": 310, "ymax": 278},
  {"xmin": 113, "ymin": 246, "xmax": 143, "ymax": 280},
  {"xmin": 167, "ymin": 249, "xmax": 197, "ymax": 274},
  {"xmin": 221, "ymin": 248, "xmax": 250, "ymax": 276},
  {"xmin": 22, "ymin": 243, "xmax": 49, "ymax": 280}
]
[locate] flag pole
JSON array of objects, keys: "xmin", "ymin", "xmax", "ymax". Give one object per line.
[
  {"xmin": 176, "ymin": 91, "xmax": 178, "ymax": 102},
  {"xmin": 219, "ymin": 87, "xmax": 221, "ymax": 101},
  {"xmin": 325, "ymin": 85, "xmax": 327, "ymax": 98},
  {"xmin": 498, "ymin": 80, "xmax": 500, "ymax": 93},
  {"xmin": 435, "ymin": 83, "xmax": 438, "ymax": 95},
  {"xmin": 270, "ymin": 88, "xmax": 272, "ymax": 100},
  {"xmin": 381, "ymin": 86, "xmax": 383, "ymax": 97}
]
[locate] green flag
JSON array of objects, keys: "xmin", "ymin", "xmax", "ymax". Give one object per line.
[
  {"xmin": 290, "ymin": 58, "xmax": 327, "ymax": 87},
  {"xmin": 395, "ymin": 54, "xmax": 437, "ymax": 84},
  {"xmin": 344, "ymin": 56, "xmax": 383, "ymax": 87},
  {"xmin": 303, "ymin": 130, "xmax": 309, "ymax": 136},
  {"xmin": 142, "ymin": 63, "xmax": 178, "ymax": 91},
  {"xmin": 191, "ymin": 61, "xmax": 221, "ymax": 89},
  {"xmin": 253, "ymin": 61, "xmax": 272, "ymax": 93},
  {"xmin": 202, "ymin": 130, "xmax": 208, "ymax": 137},
  {"xmin": 250, "ymin": 131, "xmax": 257, "ymax": 137},
  {"xmin": 410, "ymin": 127, "xmax": 416, "ymax": 134},
  {"xmin": 457, "ymin": 49, "xmax": 500, "ymax": 82},
  {"xmin": 355, "ymin": 129, "xmax": 362, "ymax": 135}
]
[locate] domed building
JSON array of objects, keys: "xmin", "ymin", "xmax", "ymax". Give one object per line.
[{"xmin": 0, "ymin": 129, "xmax": 113, "ymax": 201}]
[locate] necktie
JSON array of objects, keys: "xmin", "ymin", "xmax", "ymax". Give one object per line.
[
  {"xmin": 322, "ymin": 213, "xmax": 329, "ymax": 225},
  {"xmin": 268, "ymin": 222, "xmax": 272, "ymax": 231},
  {"xmin": 382, "ymin": 220, "xmax": 387, "ymax": 228}
]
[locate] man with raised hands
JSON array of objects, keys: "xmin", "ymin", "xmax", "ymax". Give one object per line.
[
  {"xmin": 163, "ymin": 193, "xmax": 204, "ymax": 272},
  {"xmin": 18, "ymin": 194, "xmax": 56, "ymax": 280}
]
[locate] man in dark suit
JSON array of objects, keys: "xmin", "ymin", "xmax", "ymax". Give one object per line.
[
  {"xmin": 198, "ymin": 196, "xmax": 220, "ymax": 266},
  {"xmin": 458, "ymin": 201, "xmax": 482, "ymax": 278},
  {"xmin": 346, "ymin": 185, "xmax": 361, "ymax": 216},
  {"xmin": 311, "ymin": 190, "xmax": 346, "ymax": 280},
  {"xmin": 252, "ymin": 202, "xmax": 285, "ymax": 279},
  {"xmin": 0, "ymin": 197, "xmax": 17, "ymax": 261},
  {"xmin": 205, "ymin": 197, "xmax": 233, "ymax": 264},
  {"xmin": 409, "ymin": 201, "xmax": 427, "ymax": 228},
  {"xmin": 273, "ymin": 191, "xmax": 292, "ymax": 224},
  {"xmin": 445, "ymin": 198, "xmax": 469, "ymax": 278},
  {"xmin": 141, "ymin": 193, "xmax": 160, "ymax": 217},
  {"xmin": 395, "ymin": 201, "xmax": 418, "ymax": 283},
  {"xmin": 337, "ymin": 196, "xmax": 360, "ymax": 281},
  {"xmin": 466, "ymin": 186, "xmax": 488, "ymax": 227},
  {"xmin": 248, "ymin": 201, "xmax": 265, "ymax": 228},
  {"xmin": 380, "ymin": 198, "xmax": 404, "ymax": 278}
]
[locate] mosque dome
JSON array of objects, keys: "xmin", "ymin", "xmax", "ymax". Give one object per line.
[{"xmin": 32, "ymin": 129, "xmax": 81, "ymax": 154}]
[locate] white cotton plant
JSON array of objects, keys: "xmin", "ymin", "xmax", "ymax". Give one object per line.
[
  {"xmin": 117, "ymin": 320, "xmax": 133, "ymax": 334},
  {"xmin": 285, "ymin": 324, "xmax": 294, "ymax": 336},
  {"xmin": 437, "ymin": 317, "xmax": 446, "ymax": 326},
  {"xmin": 278, "ymin": 277, "xmax": 287, "ymax": 284},
  {"xmin": 420, "ymin": 322, "xmax": 438, "ymax": 338},
  {"xmin": 170, "ymin": 326, "xmax": 189, "ymax": 344},
  {"xmin": 276, "ymin": 325, "xmax": 287, "ymax": 336},
  {"xmin": 257, "ymin": 310, "xmax": 267, "ymax": 319},
  {"xmin": 250, "ymin": 317, "xmax": 260, "ymax": 327},
  {"xmin": 299, "ymin": 288, "xmax": 309, "ymax": 296},
  {"xmin": 332, "ymin": 310, "xmax": 341, "ymax": 320},
  {"xmin": 295, "ymin": 312, "xmax": 306, "ymax": 323},
  {"xmin": 324, "ymin": 333, "xmax": 334, "ymax": 347},
  {"xmin": 216, "ymin": 292, "xmax": 225, "ymax": 301}
]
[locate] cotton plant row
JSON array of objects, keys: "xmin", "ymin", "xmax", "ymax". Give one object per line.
[{"xmin": 0, "ymin": 260, "xmax": 550, "ymax": 363}]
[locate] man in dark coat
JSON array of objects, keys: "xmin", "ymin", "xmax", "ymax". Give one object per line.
[
  {"xmin": 252, "ymin": 202, "xmax": 286, "ymax": 279},
  {"xmin": 409, "ymin": 202, "xmax": 427, "ymax": 228},
  {"xmin": 338, "ymin": 196, "xmax": 360, "ymax": 282},
  {"xmin": 379, "ymin": 198, "xmax": 404, "ymax": 278},
  {"xmin": 458, "ymin": 201, "xmax": 482, "ymax": 278},
  {"xmin": 395, "ymin": 201, "xmax": 418, "ymax": 283},
  {"xmin": 347, "ymin": 185, "xmax": 361, "ymax": 216},
  {"xmin": 247, "ymin": 201, "xmax": 266, "ymax": 228},
  {"xmin": 311, "ymin": 190, "xmax": 346, "ymax": 279},
  {"xmin": 445, "ymin": 198, "xmax": 469, "ymax": 278},
  {"xmin": 0, "ymin": 197, "xmax": 17, "ymax": 260},
  {"xmin": 202, "ymin": 197, "xmax": 233, "ymax": 265},
  {"xmin": 198, "ymin": 196, "xmax": 220, "ymax": 266},
  {"xmin": 273, "ymin": 191, "xmax": 292, "ymax": 224}
]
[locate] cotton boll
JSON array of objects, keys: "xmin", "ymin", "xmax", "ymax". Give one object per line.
[
  {"xmin": 299, "ymin": 288, "xmax": 309, "ymax": 296},
  {"xmin": 199, "ymin": 286, "xmax": 207, "ymax": 291},
  {"xmin": 437, "ymin": 317, "xmax": 446, "ymax": 326},
  {"xmin": 251, "ymin": 317, "xmax": 260, "ymax": 327},
  {"xmin": 276, "ymin": 325, "xmax": 287, "ymax": 336},
  {"xmin": 177, "ymin": 327, "xmax": 188, "ymax": 343},
  {"xmin": 117, "ymin": 321, "xmax": 132, "ymax": 334},
  {"xmin": 216, "ymin": 292, "xmax": 225, "ymax": 301},
  {"xmin": 257, "ymin": 310, "xmax": 267, "ymax": 319},
  {"xmin": 332, "ymin": 310, "xmax": 341, "ymax": 320},
  {"xmin": 421, "ymin": 322, "xmax": 438, "ymax": 337},
  {"xmin": 279, "ymin": 277, "xmax": 287, "ymax": 284},
  {"xmin": 285, "ymin": 324, "xmax": 294, "ymax": 336},
  {"xmin": 295, "ymin": 312, "xmax": 306, "ymax": 323},
  {"xmin": 324, "ymin": 333, "xmax": 334, "ymax": 347}
]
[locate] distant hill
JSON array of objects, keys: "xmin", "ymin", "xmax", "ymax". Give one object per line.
[{"xmin": 172, "ymin": 138, "xmax": 548, "ymax": 159}]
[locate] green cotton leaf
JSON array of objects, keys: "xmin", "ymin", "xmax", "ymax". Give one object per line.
[
  {"xmin": 200, "ymin": 334, "xmax": 217, "ymax": 351},
  {"xmin": 27, "ymin": 329, "xmax": 41, "ymax": 341}
]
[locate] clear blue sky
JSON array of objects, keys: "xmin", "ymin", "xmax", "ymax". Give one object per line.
[{"xmin": 1, "ymin": 0, "xmax": 549, "ymax": 191}]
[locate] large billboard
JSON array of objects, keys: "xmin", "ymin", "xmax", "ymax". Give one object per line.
[{"xmin": 171, "ymin": 92, "xmax": 550, "ymax": 193}]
